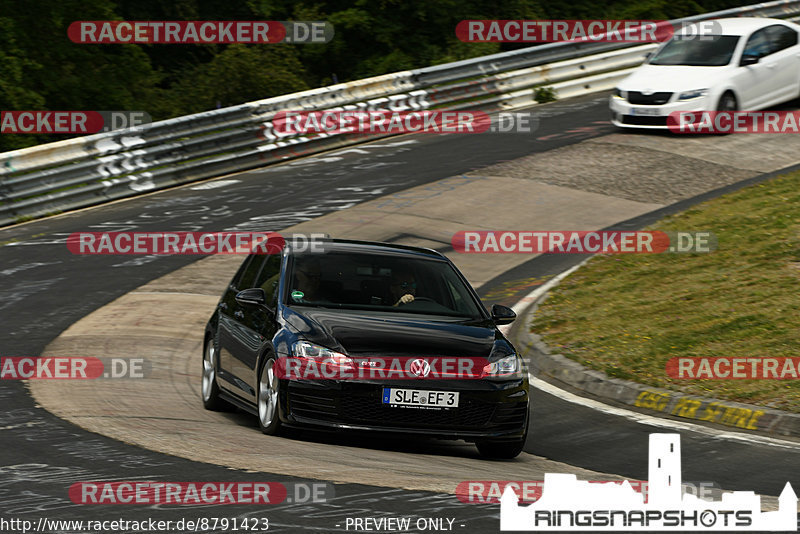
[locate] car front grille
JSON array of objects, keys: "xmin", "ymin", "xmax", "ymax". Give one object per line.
[
  {"xmin": 286, "ymin": 383, "xmax": 526, "ymax": 431},
  {"xmin": 340, "ymin": 395, "xmax": 495, "ymax": 428},
  {"xmin": 627, "ymin": 91, "xmax": 672, "ymax": 105},
  {"xmin": 287, "ymin": 385, "xmax": 338, "ymax": 422},
  {"xmin": 491, "ymin": 401, "xmax": 529, "ymax": 431},
  {"xmin": 621, "ymin": 115, "xmax": 669, "ymax": 126}
]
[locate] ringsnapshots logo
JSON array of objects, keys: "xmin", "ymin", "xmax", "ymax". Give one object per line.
[
  {"xmin": 68, "ymin": 21, "xmax": 333, "ymax": 44},
  {"xmin": 500, "ymin": 434, "xmax": 797, "ymax": 531}
]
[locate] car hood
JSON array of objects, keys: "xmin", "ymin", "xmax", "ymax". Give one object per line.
[
  {"xmin": 620, "ymin": 65, "xmax": 731, "ymax": 93},
  {"xmin": 283, "ymin": 306, "xmax": 505, "ymax": 358}
]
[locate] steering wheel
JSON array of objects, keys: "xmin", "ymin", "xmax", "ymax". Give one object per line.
[{"xmin": 396, "ymin": 296, "xmax": 436, "ymax": 306}]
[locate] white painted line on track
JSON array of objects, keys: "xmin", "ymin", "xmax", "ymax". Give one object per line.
[
  {"xmin": 189, "ymin": 179, "xmax": 241, "ymax": 190},
  {"xmin": 510, "ymin": 262, "xmax": 586, "ymax": 316},
  {"xmin": 498, "ymin": 262, "xmax": 585, "ymax": 337},
  {"xmin": 513, "ymin": 261, "xmax": 800, "ymax": 450}
]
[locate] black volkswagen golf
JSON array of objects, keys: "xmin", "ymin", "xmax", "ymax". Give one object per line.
[{"xmin": 202, "ymin": 239, "xmax": 529, "ymax": 458}]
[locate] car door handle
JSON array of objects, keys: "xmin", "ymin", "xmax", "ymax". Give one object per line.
[
  {"xmin": 234, "ymin": 310, "xmax": 244, "ymax": 319},
  {"xmin": 766, "ymin": 63, "xmax": 777, "ymax": 68}
]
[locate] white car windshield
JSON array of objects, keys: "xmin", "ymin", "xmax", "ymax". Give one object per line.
[{"xmin": 649, "ymin": 35, "xmax": 741, "ymax": 66}]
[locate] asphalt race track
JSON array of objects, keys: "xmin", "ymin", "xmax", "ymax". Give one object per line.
[{"xmin": 2, "ymin": 93, "xmax": 799, "ymax": 532}]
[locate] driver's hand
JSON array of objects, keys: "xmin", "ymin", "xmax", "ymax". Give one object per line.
[{"xmin": 394, "ymin": 294, "xmax": 415, "ymax": 306}]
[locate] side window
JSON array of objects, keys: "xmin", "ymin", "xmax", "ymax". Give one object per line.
[
  {"xmin": 255, "ymin": 254, "xmax": 282, "ymax": 305},
  {"xmin": 767, "ymin": 25, "xmax": 798, "ymax": 53},
  {"xmin": 237, "ymin": 254, "xmax": 266, "ymax": 289},
  {"xmin": 230, "ymin": 255, "xmax": 255, "ymax": 290},
  {"xmin": 743, "ymin": 28, "xmax": 772, "ymax": 59}
]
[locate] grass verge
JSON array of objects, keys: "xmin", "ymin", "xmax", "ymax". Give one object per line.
[{"xmin": 530, "ymin": 170, "xmax": 800, "ymax": 413}]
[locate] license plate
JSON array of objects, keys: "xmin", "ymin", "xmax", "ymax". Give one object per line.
[
  {"xmin": 631, "ymin": 107, "xmax": 661, "ymax": 116},
  {"xmin": 382, "ymin": 388, "xmax": 459, "ymax": 408}
]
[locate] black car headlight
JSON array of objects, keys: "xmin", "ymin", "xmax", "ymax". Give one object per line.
[
  {"xmin": 292, "ymin": 341, "xmax": 352, "ymax": 366},
  {"xmin": 483, "ymin": 354, "xmax": 524, "ymax": 380}
]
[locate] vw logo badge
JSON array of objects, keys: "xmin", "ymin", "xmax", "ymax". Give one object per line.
[{"xmin": 409, "ymin": 359, "xmax": 431, "ymax": 378}]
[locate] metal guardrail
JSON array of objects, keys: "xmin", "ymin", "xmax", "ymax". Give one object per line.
[{"xmin": 2, "ymin": 0, "xmax": 800, "ymax": 226}]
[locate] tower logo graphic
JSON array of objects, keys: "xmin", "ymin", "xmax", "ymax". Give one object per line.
[{"xmin": 500, "ymin": 433, "xmax": 797, "ymax": 531}]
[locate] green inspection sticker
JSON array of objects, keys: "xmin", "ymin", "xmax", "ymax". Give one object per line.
[{"xmin": 291, "ymin": 290, "xmax": 304, "ymax": 301}]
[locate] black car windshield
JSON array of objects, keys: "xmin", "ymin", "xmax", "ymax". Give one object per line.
[
  {"xmin": 287, "ymin": 251, "xmax": 485, "ymax": 318},
  {"xmin": 649, "ymin": 35, "xmax": 740, "ymax": 66}
]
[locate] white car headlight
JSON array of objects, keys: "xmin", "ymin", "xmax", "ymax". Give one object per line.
[
  {"xmin": 677, "ymin": 89, "xmax": 708, "ymax": 101},
  {"xmin": 292, "ymin": 341, "xmax": 352, "ymax": 366},
  {"xmin": 483, "ymin": 354, "xmax": 524, "ymax": 379},
  {"xmin": 612, "ymin": 88, "xmax": 627, "ymax": 99}
]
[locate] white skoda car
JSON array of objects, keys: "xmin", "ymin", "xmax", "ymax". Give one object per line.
[{"xmin": 610, "ymin": 18, "xmax": 800, "ymax": 128}]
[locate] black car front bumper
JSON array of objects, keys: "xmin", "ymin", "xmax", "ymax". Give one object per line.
[{"xmin": 280, "ymin": 378, "xmax": 529, "ymax": 440}]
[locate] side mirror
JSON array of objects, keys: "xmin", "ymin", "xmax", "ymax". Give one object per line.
[
  {"xmin": 491, "ymin": 304, "xmax": 517, "ymax": 326},
  {"xmin": 740, "ymin": 53, "xmax": 759, "ymax": 66},
  {"xmin": 235, "ymin": 288, "xmax": 267, "ymax": 307}
]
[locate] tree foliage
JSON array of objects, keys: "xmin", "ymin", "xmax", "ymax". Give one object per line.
[{"xmin": 0, "ymin": 0, "xmax": 755, "ymax": 151}]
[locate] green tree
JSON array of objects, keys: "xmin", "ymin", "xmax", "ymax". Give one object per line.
[
  {"xmin": 168, "ymin": 44, "xmax": 310, "ymax": 112},
  {"xmin": 0, "ymin": 16, "xmax": 46, "ymax": 150}
]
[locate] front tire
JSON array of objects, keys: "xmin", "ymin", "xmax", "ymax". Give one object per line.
[
  {"xmin": 476, "ymin": 417, "xmax": 528, "ymax": 459},
  {"xmin": 717, "ymin": 92, "xmax": 737, "ymax": 112},
  {"xmin": 257, "ymin": 357, "xmax": 283, "ymax": 435},
  {"xmin": 712, "ymin": 93, "xmax": 738, "ymax": 136},
  {"xmin": 202, "ymin": 340, "xmax": 231, "ymax": 411}
]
